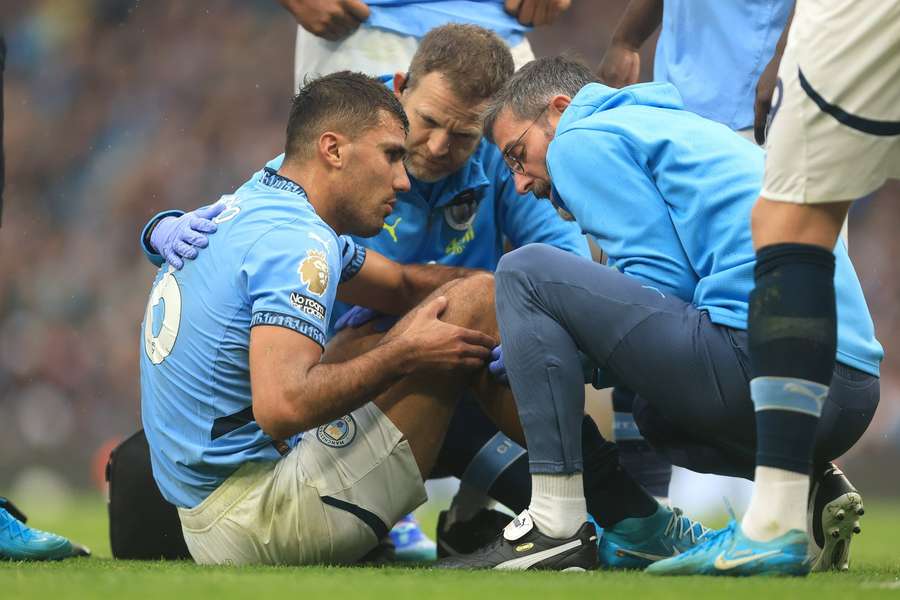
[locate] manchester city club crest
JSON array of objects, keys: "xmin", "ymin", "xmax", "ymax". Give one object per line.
[
  {"xmin": 316, "ymin": 415, "xmax": 357, "ymax": 448},
  {"xmin": 443, "ymin": 189, "xmax": 481, "ymax": 231}
]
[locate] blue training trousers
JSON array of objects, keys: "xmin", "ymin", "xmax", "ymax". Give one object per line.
[{"xmin": 495, "ymin": 244, "xmax": 879, "ymax": 478}]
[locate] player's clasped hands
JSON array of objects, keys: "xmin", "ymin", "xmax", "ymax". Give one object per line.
[
  {"xmin": 151, "ymin": 203, "xmax": 226, "ymax": 270},
  {"xmin": 394, "ymin": 295, "xmax": 496, "ymax": 372}
]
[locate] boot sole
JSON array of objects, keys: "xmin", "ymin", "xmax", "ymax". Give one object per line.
[{"xmin": 810, "ymin": 491, "xmax": 863, "ymax": 572}]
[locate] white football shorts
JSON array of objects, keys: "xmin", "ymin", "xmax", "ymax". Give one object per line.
[
  {"xmin": 293, "ymin": 25, "xmax": 535, "ymax": 93},
  {"xmin": 178, "ymin": 403, "xmax": 427, "ymax": 565},
  {"xmin": 762, "ymin": 0, "xmax": 900, "ymax": 204}
]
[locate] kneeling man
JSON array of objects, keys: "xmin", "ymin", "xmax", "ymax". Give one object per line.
[{"xmin": 476, "ymin": 57, "xmax": 881, "ymax": 575}]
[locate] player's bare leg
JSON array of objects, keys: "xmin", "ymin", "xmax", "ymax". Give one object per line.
[
  {"xmin": 328, "ymin": 275, "xmax": 560, "ymax": 458},
  {"xmin": 648, "ymin": 0, "xmax": 897, "ymax": 576},
  {"xmin": 327, "ymin": 274, "xmax": 541, "ymax": 558},
  {"xmin": 738, "ymin": 197, "xmax": 856, "ymax": 553},
  {"xmin": 654, "ymin": 191, "xmax": 870, "ymax": 576},
  {"xmin": 751, "ymin": 199, "xmax": 850, "ymax": 250},
  {"xmin": 331, "ymin": 270, "xmax": 673, "ymax": 541},
  {"xmin": 654, "ymin": 193, "xmax": 875, "ymax": 576},
  {"xmin": 326, "ymin": 274, "xmax": 497, "ymax": 477},
  {"xmin": 323, "ymin": 275, "xmax": 528, "ymax": 559}
]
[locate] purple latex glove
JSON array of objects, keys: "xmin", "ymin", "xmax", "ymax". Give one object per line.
[
  {"xmin": 488, "ymin": 345, "xmax": 508, "ymax": 384},
  {"xmin": 333, "ymin": 305, "xmax": 382, "ymax": 332},
  {"xmin": 151, "ymin": 203, "xmax": 226, "ymax": 269}
]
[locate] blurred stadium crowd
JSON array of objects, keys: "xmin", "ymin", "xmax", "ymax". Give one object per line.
[{"xmin": 0, "ymin": 0, "xmax": 897, "ymax": 499}]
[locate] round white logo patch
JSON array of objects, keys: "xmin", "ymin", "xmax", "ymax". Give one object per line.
[
  {"xmin": 316, "ymin": 415, "xmax": 357, "ymax": 448},
  {"xmin": 143, "ymin": 268, "xmax": 182, "ymax": 365}
]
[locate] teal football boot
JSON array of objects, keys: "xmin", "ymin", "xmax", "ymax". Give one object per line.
[
  {"xmin": 390, "ymin": 513, "xmax": 437, "ymax": 561},
  {"xmin": 598, "ymin": 504, "xmax": 710, "ymax": 569},
  {"xmin": 645, "ymin": 520, "xmax": 810, "ymax": 576},
  {"xmin": 0, "ymin": 500, "xmax": 90, "ymax": 561}
]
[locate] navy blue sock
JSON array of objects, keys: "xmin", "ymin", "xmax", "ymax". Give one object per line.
[
  {"xmin": 612, "ymin": 387, "xmax": 673, "ymax": 499},
  {"xmin": 582, "ymin": 415, "xmax": 658, "ymax": 528},
  {"xmin": 748, "ymin": 243, "xmax": 836, "ymax": 475}
]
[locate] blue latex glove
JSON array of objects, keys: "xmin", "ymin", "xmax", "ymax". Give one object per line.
[
  {"xmin": 333, "ymin": 306, "xmax": 382, "ymax": 332},
  {"xmin": 151, "ymin": 203, "xmax": 225, "ymax": 269},
  {"xmin": 488, "ymin": 345, "xmax": 508, "ymax": 384}
]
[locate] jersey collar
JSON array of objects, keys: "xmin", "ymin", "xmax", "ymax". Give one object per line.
[
  {"xmin": 260, "ymin": 167, "xmax": 308, "ymax": 198},
  {"xmin": 407, "ymin": 139, "xmax": 492, "ymax": 209}
]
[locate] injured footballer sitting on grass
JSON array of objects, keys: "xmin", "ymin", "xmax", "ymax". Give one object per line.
[{"xmin": 139, "ymin": 26, "xmax": 720, "ymax": 570}]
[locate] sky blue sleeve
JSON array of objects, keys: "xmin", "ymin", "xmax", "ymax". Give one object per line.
[
  {"xmin": 242, "ymin": 221, "xmax": 341, "ymax": 349},
  {"xmin": 365, "ymin": 1, "xmax": 529, "ymax": 44},
  {"xmin": 488, "ymin": 151, "xmax": 591, "ymax": 258},
  {"xmin": 548, "ymin": 130, "xmax": 697, "ymax": 297},
  {"xmin": 337, "ymin": 235, "xmax": 367, "ymax": 283}
]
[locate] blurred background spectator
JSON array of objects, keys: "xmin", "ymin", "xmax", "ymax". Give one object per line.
[{"xmin": 0, "ymin": 0, "xmax": 897, "ymax": 510}]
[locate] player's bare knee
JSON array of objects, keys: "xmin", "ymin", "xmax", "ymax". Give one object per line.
[{"xmin": 441, "ymin": 272, "xmax": 496, "ymax": 329}]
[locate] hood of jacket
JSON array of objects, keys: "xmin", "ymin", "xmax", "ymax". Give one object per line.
[{"xmin": 556, "ymin": 81, "xmax": 686, "ymax": 135}]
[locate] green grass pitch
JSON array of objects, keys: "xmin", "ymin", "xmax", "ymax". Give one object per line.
[{"xmin": 2, "ymin": 495, "xmax": 899, "ymax": 599}]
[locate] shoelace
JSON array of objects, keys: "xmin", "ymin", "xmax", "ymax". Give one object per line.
[
  {"xmin": 0, "ymin": 509, "xmax": 32, "ymax": 542},
  {"xmin": 674, "ymin": 521, "xmax": 737, "ymax": 558},
  {"xmin": 664, "ymin": 507, "xmax": 713, "ymax": 544}
]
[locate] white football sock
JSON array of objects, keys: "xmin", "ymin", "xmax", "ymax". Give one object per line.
[
  {"xmin": 741, "ymin": 465, "xmax": 809, "ymax": 542},
  {"xmin": 527, "ymin": 473, "xmax": 586, "ymax": 539}
]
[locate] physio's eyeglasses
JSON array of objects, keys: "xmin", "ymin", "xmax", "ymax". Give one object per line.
[{"xmin": 502, "ymin": 104, "xmax": 549, "ymax": 175}]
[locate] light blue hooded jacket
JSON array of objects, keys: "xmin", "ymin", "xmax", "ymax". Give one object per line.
[{"xmin": 546, "ymin": 82, "xmax": 882, "ymax": 376}]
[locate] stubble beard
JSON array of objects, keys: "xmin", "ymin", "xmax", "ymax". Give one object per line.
[
  {"xmin": 532, "ymin": 180, "xmax": 551, "ymax": 199},
  {"xmin": 404, "ymin": 154, "xmax": 449, "ymax": 183}
]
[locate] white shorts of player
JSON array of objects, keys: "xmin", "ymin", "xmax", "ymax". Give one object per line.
[
  {"xmin": 178, "ymin": 403, "xmax": 427, "ymax": 566},
  {"xmin": 762, "ymin": 0, "xmax": 900, "ymax": 204},
  {"xmin": 293, "ymin": 24, "xmax": 536, "ymax": 93}
]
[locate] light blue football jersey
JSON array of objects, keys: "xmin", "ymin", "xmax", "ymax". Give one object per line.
[
  {"xmin": 365, "ymin": 1, "xmax": 531, "ymax": 45},
  {"xmin": 654, "ymin": 0, "xmax": 792, "ymax": 130},
  {"xmin": 139, "ymin": 168, "xmax": 366, "ymax": 509}
]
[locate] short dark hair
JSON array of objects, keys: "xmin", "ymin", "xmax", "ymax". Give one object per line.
[
  {"xmin": 483, "ymin": 56, "xmax": 597, "ymax": 142},
  {"xmin": 285, "ymin": 71, "xmax": 409, "ymax": 161},
  {"xmin": 407, "ymin": 24, "xmax": 514, "ymax": 103}
]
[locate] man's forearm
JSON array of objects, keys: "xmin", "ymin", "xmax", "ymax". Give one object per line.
[
  {"xmin": 611, "ymin": 0, "xmax": 663, "ymax": 50},
  {"xmin": 265, "ymin": 336, "xmax": 415, "ymax": 439}
]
